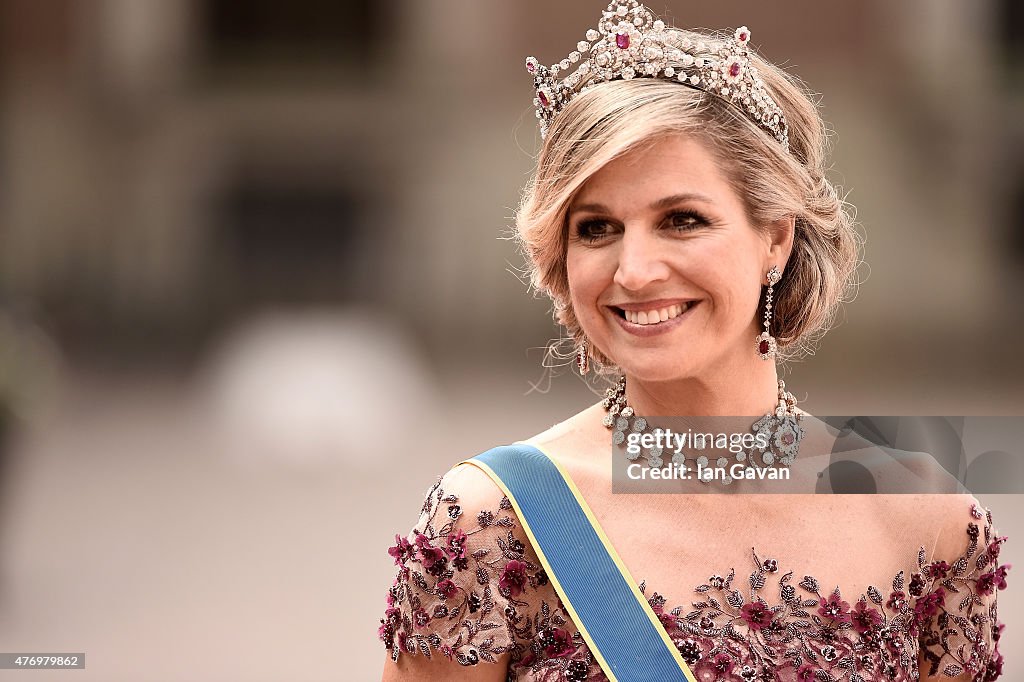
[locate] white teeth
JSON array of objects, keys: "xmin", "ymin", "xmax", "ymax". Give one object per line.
[{"xmin": 623, "ymin": 302, "xmax": 691, "ymax": 325}]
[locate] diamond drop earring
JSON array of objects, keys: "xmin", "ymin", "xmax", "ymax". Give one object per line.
[
  {"xmin": 756, "ymin": 265, "xmax": 781, "ymax": 360},
  {"xmin": 576, "ymin": 339, "xmax": 590, "ymax": 375}
]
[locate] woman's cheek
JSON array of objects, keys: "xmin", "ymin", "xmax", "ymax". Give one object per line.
[{"xmin": 567, "ymin": 255, "xmax": 605, "ymax": 314}]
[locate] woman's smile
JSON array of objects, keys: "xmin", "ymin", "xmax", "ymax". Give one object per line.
[{"xmin": 607, "ymin": 300, "xmax": 701, "ymax": 337}]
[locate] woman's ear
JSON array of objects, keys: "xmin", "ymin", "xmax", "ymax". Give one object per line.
[{"xmin": 766, "ymin": 215, "xmax": 796, "ymax": 269}]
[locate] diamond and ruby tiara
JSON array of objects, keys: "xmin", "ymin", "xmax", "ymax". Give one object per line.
[{"xmin": 525, "ymin": 1, "xmax": 789, "ymax": 151}]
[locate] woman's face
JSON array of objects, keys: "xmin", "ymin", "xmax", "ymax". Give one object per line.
[{"xmin": 566, "ymin": 134, "xmax": 786, "ymax": 383}]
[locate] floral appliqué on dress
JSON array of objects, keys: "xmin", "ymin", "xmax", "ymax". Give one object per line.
[{"xmin": 379, "ymin": 476, "xmax": 1009, "ymax": 682}]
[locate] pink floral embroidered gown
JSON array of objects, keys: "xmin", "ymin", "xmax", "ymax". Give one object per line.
[{"xmin": 378, "ymin": 463, "xmax": 1009, "ymax": 682}]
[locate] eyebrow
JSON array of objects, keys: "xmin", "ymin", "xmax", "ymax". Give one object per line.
[{"xmin": 568, "ymin": 192, "xmax": 715, "ymax": 216}]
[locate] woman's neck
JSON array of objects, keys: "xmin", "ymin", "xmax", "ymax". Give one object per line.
[{"xmin": 624, "ymin": 357, "xmax": 782, "ymax": 418}]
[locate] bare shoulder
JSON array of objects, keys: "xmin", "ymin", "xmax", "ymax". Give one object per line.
[
  {"xmin": 435, "ymin": 400, "xmax": 606, "ymax": 508},
  {"xmin": 906, "ymin": 492, "xmax": 985, "ymax": 520},
  {"xmin": 877, "ymin": 491, "xmax": 977, "ymax": 517},
  {"xmin": 519, "ymin": 400, "xmax": 607, "ymax": 465},
  {"xmin": 888, "ymin": 493, "xmax": 990, "ymax": 552}
]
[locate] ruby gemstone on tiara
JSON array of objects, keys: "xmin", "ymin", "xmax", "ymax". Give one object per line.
[{"xmin": 616, "ymin": 33, "xmax": 630, "ymax": 49}]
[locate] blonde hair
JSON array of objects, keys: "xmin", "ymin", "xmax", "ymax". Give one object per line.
[{"xmin": 515, "ymin": 29, "xmax": 862, "ymax": 371}]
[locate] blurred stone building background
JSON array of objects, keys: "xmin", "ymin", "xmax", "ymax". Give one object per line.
[{"xmin": 0, "ymin": 1, "xmax": 1021, "ymax": 680}]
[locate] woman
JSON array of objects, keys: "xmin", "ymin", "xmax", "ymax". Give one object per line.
[{"xmin": 378, "ymin": 3, "xmax": 1009, "ymax": 680}]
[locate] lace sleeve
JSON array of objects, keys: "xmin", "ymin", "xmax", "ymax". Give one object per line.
[
  {"xmin": 916, "ymin": 499, "xmax": 1009, "ymax": 681},
  {"xmin": 378, "ymin": 463, "xmax": 546, "ymax": 670}
]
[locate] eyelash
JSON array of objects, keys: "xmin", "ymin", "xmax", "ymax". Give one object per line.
[{"xmin": 573, "ymin": 210, "xmax": 709, "ymax": 243}]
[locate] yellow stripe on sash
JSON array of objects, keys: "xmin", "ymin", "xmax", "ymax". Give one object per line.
[{"xmin": 457, "ymin": 442, "xmax": 697, "ymax": 682}]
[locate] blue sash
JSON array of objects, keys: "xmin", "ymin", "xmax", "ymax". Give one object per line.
[{"xmin": 457, "ymin": 444, "xmax": 695, "ymax": 682}]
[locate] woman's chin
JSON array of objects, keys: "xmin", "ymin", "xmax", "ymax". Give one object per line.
[{"xmin": 606, "ymin": 355, "xmax": 702, "ymax": 384}]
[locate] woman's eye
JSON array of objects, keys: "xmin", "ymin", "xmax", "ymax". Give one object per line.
[
  {"xmin": 574, "ymin": 219, "xmax": 613, "ymax": 241},
  {"xmin": 667, "ymin": 211, "xmax": 706, "ymax": 231}
]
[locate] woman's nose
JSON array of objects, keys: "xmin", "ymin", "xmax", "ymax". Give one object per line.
[{"xmin": 613, "ymin": 227, "xmax": 671, "ymax": 291}]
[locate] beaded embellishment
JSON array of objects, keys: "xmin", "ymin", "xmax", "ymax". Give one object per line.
[{"xmin": 602, "ymin": 376, "xmax": 804, "ymax": 485}]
